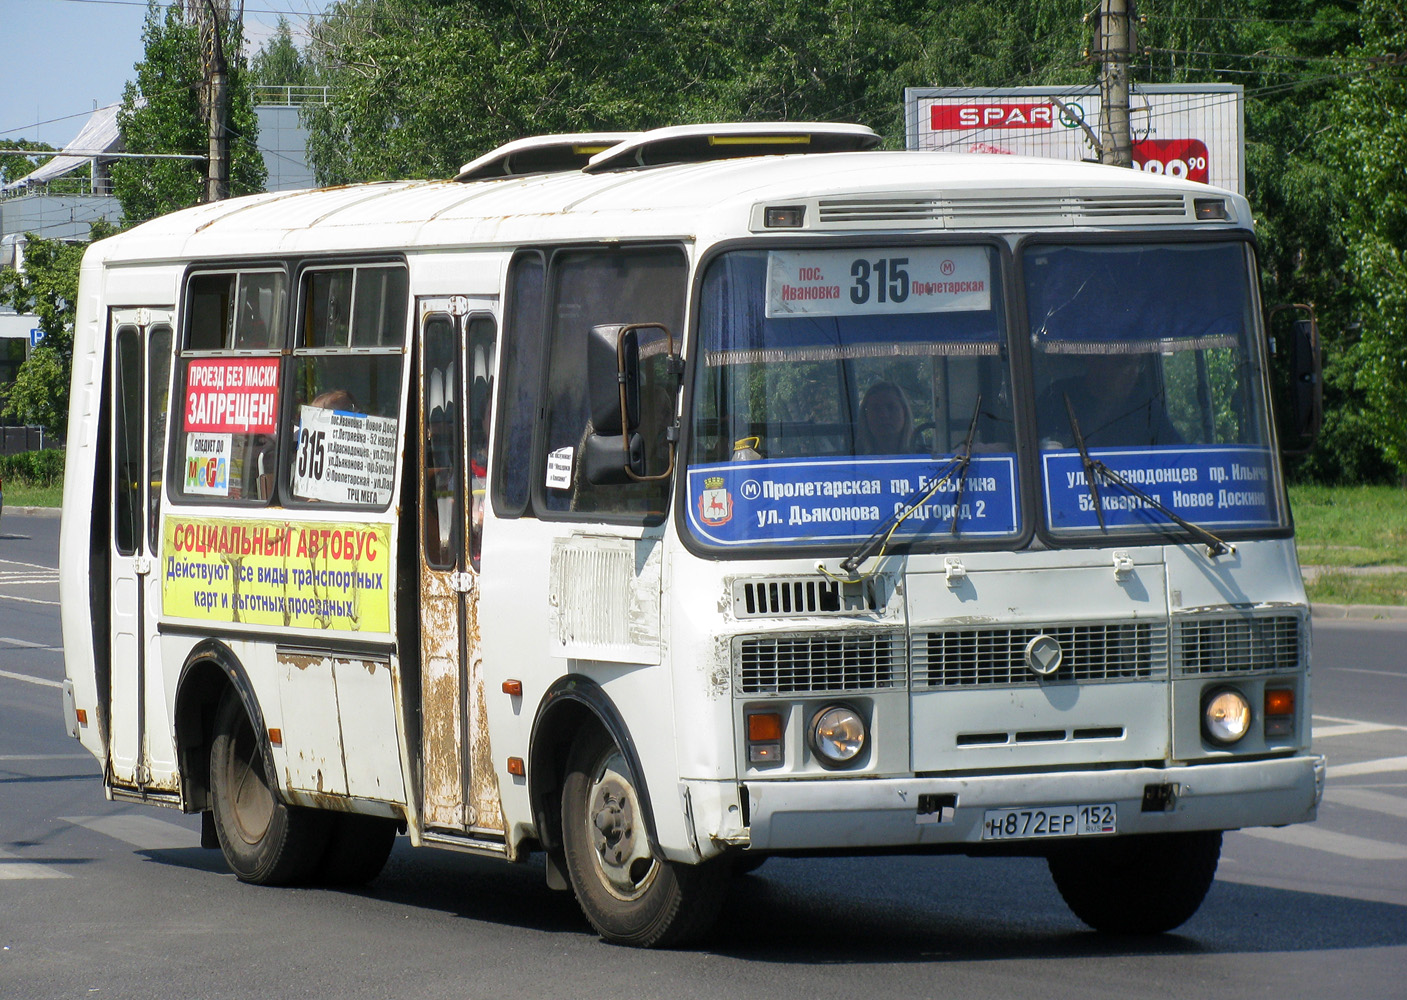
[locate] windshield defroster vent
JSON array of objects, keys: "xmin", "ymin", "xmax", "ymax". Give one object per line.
[{"xmin": 734, "ymin": 577, "xmax": 882, "ymax": 618}]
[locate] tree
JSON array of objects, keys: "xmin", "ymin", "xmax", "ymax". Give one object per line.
[
  {"xmin": 1335, "ymin": 0, "xmax": 1407, "ymax": 478},
  {"xmin": 0, "ymin": 139, "xmax": 57, "ymax": 186},
  {"xmin": 0, "ymin": 221, "xmax": 116, "ymax": 435},
  {"xmin": 111, "ymin": 0, "xmax": 264, "ymax": 224},
  {"xmin": 250, "ymin": 15, "xmax": 322, "ymax": 91}
]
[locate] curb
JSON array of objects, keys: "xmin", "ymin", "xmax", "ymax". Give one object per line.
[
  {"xmin": 4, "ymin": 505, "xmax": 63, "ymax": 520},
  {"xmin": 1310, "ymin": 602, "xmax": 1407, "ymax": 622}
]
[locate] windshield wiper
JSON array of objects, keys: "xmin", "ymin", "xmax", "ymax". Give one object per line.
[
  {"xmin": 1063, "ymin": 394, "xmax": 1232, "ymax": 558},
  {"xmin": 1064, "ymin": 393, "xmax": 1107, "ymax": 532},
  {"xmin": 837, "ymin": 397, "xmax": 983, "ymax": 576},
  {"xmin": 948, "ymin": 393, "xmax": 983, "ymax": 536}
]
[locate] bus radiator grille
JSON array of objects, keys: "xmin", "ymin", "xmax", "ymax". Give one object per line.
[
  {"xmin": 734, "ymin": 630, "xmax": 905, "ymax": 695},
  {"xmin": 1172, "ymin": 613, "xmax": 1302, "ymax": 676},
  {"xmin": 911, "ymin": 622, "xmax": 1169, "ymax": 688}
]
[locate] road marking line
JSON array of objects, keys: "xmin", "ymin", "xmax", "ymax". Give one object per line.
[
  {"xmin": 1312, "ymin": 714, "xmax": 1407, "ymax": 734},
  {"xmin": 0, "ymin": 558, "xmax": 56, "ymax": 571},
  {"xmin": 1236, "ymin": 824, "xmax": 1407, "ymax": 861},
  {"xmin": 1327, "ymin": 756, "xmax": 1407, "ymax": 779},
  {"xmin": 0, "ymin": 594, "xmax": 62, "ymax": 607},
  {"xmin": 0, "ymin": 636, "xmax": 61, "ymax": 651},
  {"xmin": 0, "ymin": 847, "xmax": 71, "ymax": 880},
  {"xmin": 0, "ymin": 754, "xmax": 92, "ymax": 761},
  {"xmin": 1323, "ymin": 787, "xmax": 1407, "ymax": 821},
  {"xmin": 62, "ymin": 815, "xmax": 197, "ymax": 851},
  {"xmin": 1314, "ymin": 722, "xmax": 1398, "ymax": 738},
  {"xmin": 1335, "ymin": 667, "xmax": 1407, "ymax": 680},
  {"xmin": 0, "ymin": 668, "xmax": 63, "ymax": 689}
]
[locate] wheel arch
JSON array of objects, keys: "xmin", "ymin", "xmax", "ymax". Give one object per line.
[
  {"xmin": 527, "ymin": 674, "xmax": 660, "ymax": 858},
  {"xmin": 173, "ymin": 639, "xmax": 273, "ymax": 814}
]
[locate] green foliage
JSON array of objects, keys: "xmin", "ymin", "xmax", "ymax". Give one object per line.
[
  {"xmin": 0, "ymin": 139, "xmax": 57, "ymax": 185},
  {"xmin": 0, "ymin": 449, "xmax": 66, "ymax": 486},
  {"xmin": 0, "ymin": 220, "xmax": 116, "ymax": 435},
  {"xmin": 111, "ymin": 0, "xmax": 265, "ymax": 224},
  {"xmin": 1332, "ymin": 0, "xmax": 1407, "ymax": 476},
  {"xmin": 250, "ymin": 16, "xmax": 321, "ymax": 89}
]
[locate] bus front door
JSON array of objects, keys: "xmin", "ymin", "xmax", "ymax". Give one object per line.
[
  {"xmin": 416, "ymin": 299, "xmax": 503, "ymax": 834},
  {"xmin": 107, "ymin": 309, "xmax": 174, "ymax": 791}
]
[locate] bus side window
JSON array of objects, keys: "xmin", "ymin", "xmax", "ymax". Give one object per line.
[
  {"xmin": 467, "ymin": 317, "xmax": 496, "ymax": 569},
  {"xmin": 493, "ymin": 252, "xmax": 546, "ymax": 519},
  {"xmin": 288, "ymin": 263, "xmax": 408, "ymax": 509},
  {"xmin": 539, "ymin": 246, "xmax": 686, "ymax": 521},
  {"xmin": 174, "ymin": 270, "xmax": 286, "ymax": 505}
]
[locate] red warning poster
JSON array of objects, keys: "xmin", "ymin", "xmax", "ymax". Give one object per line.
[{"xmin": 184, "ymin": 358, "xmax": 280, "ymax": 434}]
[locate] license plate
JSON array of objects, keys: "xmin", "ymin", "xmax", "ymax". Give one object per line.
[{"xmin": 981, "ymin": 803, "xmax": 1117, "ymax": 841}]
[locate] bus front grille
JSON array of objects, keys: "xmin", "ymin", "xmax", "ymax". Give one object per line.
[
  {"xmin": 735, "ymin": 630, "xmax": 905, "ymax": 694},
  {"xmin": 911, "ymin": 622, "xmax": 1169, "ymax": 688},
  {"xmin": 1173, "ymin": 614, "xmax": 1302, "ymax": 676}
]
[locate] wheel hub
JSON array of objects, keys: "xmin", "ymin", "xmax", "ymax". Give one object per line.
[{"xmin": 586, "ymin": 754, "xmax": 658, "ymax": 900}]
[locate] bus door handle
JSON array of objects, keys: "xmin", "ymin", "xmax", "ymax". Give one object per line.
[
  {"xmin": 449, "ymin": 571, "xmax": 475, "ymax": 595},
  {"xmin": 133, "ymin": 555, "xmax": 153, "ymax": 576}
]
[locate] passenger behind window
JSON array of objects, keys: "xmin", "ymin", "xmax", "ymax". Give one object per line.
[
  {"xmin": 311, "ymin": 388, "xmax": 359, "ymax": 412},
  {"xmin": 1036, "ymin": 352, "xmax": 1181, "ymax": 449},
  {"xmin": 856, "ymin": 380, "xmax": 915, "ymax": 455}
]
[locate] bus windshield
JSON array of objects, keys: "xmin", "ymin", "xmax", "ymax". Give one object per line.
[
  {"xmin": 685, "ymin": 245, "xmax": 1020, "ymax": 549},
  {"xmin": 1026, "ymin": 241, "xmax": 1286, "ymax": 537}
]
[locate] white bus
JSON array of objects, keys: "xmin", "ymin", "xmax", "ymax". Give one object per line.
[{"xmin": 59, "ymin": 122, "xmax": 1324, "ymax": 947}]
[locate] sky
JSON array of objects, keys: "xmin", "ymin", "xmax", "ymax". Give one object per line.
[{"xmin": 0, "ymin": 0, "xmax": 329, "ymax": 148}]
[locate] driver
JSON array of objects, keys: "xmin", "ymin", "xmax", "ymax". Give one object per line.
[
  {"xmin": 856, "ymin": 380, "xmax": 915, "ymax": 455},
  {"xmin": 1036, "ymin": 352, "xmax": 1181, "ymax": 449}
]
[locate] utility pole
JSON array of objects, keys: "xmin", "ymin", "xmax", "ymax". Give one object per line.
[
  {"xmin": 202, "ymin": 0, "xmax": 230, "ymax": 202},
  {"xmin": 1096, "ymin": 0, "xmax": 1134, "ymax": 167}
]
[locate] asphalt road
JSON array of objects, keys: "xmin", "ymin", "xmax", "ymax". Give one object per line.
[{"xmin": 3, "ymin": 511, "xmax": 1406, "ymax": 1000}]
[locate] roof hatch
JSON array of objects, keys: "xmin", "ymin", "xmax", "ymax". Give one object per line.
[
  {"xmin": 454, "ymin": 132, "xmax": 639, "ymax": 182},
  {"xmin": 581, "ymin": 122, "xmax": 881, "ymax": 174}
]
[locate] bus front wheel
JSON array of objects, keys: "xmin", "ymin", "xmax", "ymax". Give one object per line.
[
  {"xmin": 209, "ymin": 688, "xmax": 329, "ymax": 885},
  {"xmin": 560, "ymin": 728, "xmax": 727, "ymax": 947},
  {"xmin": 1047, "ymin": 830, "xmax": 1222, "ymax": 934}
]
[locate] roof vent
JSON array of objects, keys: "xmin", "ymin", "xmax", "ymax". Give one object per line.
[
  {"xmin": 582, "ymin": 122, "xmax": 880, "ymax": 174},
  {"xmin": 454, "ymin": 132, "xmax": 639, "ymax": 182}
]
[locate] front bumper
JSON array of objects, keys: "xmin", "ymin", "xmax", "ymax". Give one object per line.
[{"xmin": 740, "ymin": 754, "xmax": 1324, "ymax": 851}]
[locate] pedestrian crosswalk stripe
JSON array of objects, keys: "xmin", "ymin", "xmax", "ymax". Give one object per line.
[
  {"xmin": 0, "ymin": 847, "xmax": 70, "ymax": 880},
  {"xmin": 1327, "ymin": 756, "xmax": 1407, "ymax": 779},
  {"xmin": 62, "ymin": 815, "xmax": 198, "ymax": 850},
  {"xmin": 1323, "ymin": 786, "xmax": 1407, "ymax": 821},
  {"xmin": 1236, "ymin": 824, "xmax": 1407, "ymax": 861},
  {"xmin": 0, "ymin": 668, "xmax": 63, "ymax": 689}
]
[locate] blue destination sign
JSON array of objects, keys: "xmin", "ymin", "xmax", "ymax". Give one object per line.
[
  {"xmin": 686, "ymin": 454, "xmax": 1020, "ymax": 547},
  {"xmin": 1042, "ymin": 445, "xmax": 1280, "ymax": 532}
]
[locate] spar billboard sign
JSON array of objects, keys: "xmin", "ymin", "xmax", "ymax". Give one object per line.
[{"xmin": 905, "ymin": 85, "xmax": 1244, "ymax": 194}]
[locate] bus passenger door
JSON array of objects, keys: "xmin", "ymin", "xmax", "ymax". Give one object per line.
[
  {"xmin": 416, "ymin": 299, "xmax": 503, "ymax": 833},
  {"xmin": 108, "ymin": 309, "xmax": 174, "ymax": 790}
]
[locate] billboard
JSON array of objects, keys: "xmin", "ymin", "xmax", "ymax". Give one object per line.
[{"xmin": 905, "ymin": 85, "xmax": 1244, "ymax": 194}]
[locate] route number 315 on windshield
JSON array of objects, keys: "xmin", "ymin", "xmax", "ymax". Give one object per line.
[{"xmin": 766, "ymin": 246, "xmax": 992, "ymax": 319}]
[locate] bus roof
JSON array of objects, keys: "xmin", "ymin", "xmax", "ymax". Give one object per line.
[{"xmin": 90, "ymin": 145, "xmax": 1249, "ymax": 266}]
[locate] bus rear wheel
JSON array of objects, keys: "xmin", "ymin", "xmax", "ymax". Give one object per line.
[
  {"xmin": 1047, "ymin": 830, "xmax": 1222, "ymax": 934},
  {"xmin": 209, "ymin": 688, "xmax": 329, "ymax": 886},
  {"xmin": 560, "ymin": 728, "xmax": 727, "ymax": 948}
]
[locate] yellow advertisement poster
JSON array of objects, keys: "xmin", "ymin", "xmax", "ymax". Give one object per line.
[{"xmin": 162, "ymin": 517, "xmax": 392, "ymax": 633}]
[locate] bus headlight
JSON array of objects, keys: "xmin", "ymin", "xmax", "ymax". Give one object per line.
[
  {"xmin": 811, "ymin": 705, "xmax": 866, "ymax": 766},
  {"xmin": 1202, "ymin": 687, "xmax": 1252, "ymax": 746}
]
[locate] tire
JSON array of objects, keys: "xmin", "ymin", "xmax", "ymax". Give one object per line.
[
  {"xmin": 209, "ymin": 688, "xmax": 329, "ymax": 886},
  {"xmin": 315, "ymin": 813, "xmax": 398, "ymax": 886},
  {"xmin": 560, "ymin": 728, "xmax": 728, "ymax": 947},
  {"xmin": 1047, "ymin": 830, "xmax": 1222, "ymax": 934}
]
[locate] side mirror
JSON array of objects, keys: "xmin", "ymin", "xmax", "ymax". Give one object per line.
[
  {"xmin": 1266, "ymin": 304, "xmax": 1322, "ymax": 456},
  {"xmin": 585, "ymin": 322, "xmax": 683, "ymax": 484}
]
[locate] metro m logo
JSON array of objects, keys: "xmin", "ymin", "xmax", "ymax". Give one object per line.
[{"xmin": 931, "ymin": 103, "xmax": 1055, "ymax": 130}]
